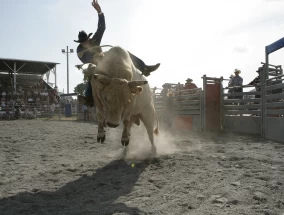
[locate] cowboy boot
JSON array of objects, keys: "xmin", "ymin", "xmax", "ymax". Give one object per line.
[{"xmin": 142, "ymin": 63, "xmax": 161, "ymax": 77}]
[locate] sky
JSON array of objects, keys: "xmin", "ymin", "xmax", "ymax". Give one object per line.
[{"xmin": 1, "ymin": 0, "xmax": 284, "ymax": 93}]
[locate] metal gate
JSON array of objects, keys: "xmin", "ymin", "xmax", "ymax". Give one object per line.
[{"xmin": 154, "ymin": 86, "xmax": 203, "ymax": 131}]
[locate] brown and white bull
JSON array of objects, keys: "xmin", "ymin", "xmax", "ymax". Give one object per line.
[{"xmin": 82, "ymin": 46, "xmax": 159, "ymax": 155}]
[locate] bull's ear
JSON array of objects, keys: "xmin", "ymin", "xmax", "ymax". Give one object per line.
[
  {"xmin": 94, "ymin": 74, "xmax": 111, "ymax": 86},
  {"xmin": 128, "ymin": 81, "xmax": 147, "ymax": 95}
]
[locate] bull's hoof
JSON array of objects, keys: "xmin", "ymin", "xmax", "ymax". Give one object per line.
[
  {"xmin": 97, "ymin": 135, "xmax": 106, "ymax": 143},
  {"xmin": 151, "ymin": 145, "xmax": 157, "ymax": 158},
  {"xmin": 121, "ymin": 140, "xmax": 129, "ymax": 146}
]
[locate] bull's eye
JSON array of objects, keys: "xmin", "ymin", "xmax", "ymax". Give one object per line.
[{"xmin": 104, "ymin": 96, "xmax": 107, "ymax": 102}]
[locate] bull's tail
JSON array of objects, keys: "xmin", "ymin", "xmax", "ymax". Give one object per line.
[{"xmin": 153, "ymin": 113, "xmax": 159, "ymax": 136}]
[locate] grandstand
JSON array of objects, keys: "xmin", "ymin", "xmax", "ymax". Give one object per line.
[{"xmin": 0, "ymin": 58, "xmax": 60, "ymax": 119}]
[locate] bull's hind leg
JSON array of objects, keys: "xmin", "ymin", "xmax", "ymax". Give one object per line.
[{"xmin": 140, "ymin": 105, "xmax": 157, "ymax": 157}]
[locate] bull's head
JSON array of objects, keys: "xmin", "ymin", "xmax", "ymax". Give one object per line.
[{"xmin": 94, "ymin": 74, "xmax": 147, "ymax": 128}]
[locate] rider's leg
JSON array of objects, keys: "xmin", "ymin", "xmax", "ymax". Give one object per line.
[
  {"xmin": 84, "ymin": 82, "xmax": 93, "ymax": 98},
  {"xmin": 128, "ymin": 52, "xmax": 160, "ymax": 77},
  {"xmin": 81, "ymin": 82, "xmax": 94, "ymax": 107}
]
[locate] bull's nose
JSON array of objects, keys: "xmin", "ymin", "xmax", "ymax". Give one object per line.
[{"xmin": 107, "ymin": 122, "xmax": 119, "ymax": 128}]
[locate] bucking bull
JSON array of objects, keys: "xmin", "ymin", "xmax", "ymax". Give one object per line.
[{"xmin": 79, "ymin": 46, "xmax": 159, "ymax": 156}]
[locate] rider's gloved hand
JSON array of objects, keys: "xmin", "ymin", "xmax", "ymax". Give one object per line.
[{"xmin": 92, "ymin": 0, "xmax": 102, "ymax": 13}]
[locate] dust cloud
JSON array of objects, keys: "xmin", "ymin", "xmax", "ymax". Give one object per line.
[{"xmin": 106, "ymin": 124, "xmax": 179, "ymax": 160}]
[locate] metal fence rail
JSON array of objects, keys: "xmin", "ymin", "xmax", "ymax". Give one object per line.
[
  {"xmin": 154, "ymin": 88, "xmax": 203, "ymax": 130},
  {"xmin": 222, "ymin": 86, "xmax": 261, "ymax": 116},
  {"xmin": 265, "ymin": 75, "xmax": 284, "ymax": 116}
]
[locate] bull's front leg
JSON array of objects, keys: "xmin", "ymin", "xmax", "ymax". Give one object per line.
[
  {"xmin": 93, "ymin": 90, "xmax": 106, "ymax": 144},
  {"xmin": 121, "ymin": 119, "xmax": 131, "ymax": 146},
  {"xmin": 96, "ymin": 110, "xmax": 106, "ymax": 143}
]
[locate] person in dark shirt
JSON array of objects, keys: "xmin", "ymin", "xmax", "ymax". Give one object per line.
[
  {"xmin": 248, "ymin": 70, "xmax": 261, "ymax": 99},
  {"xmin": 164, "ymin": 89, "xmax": 174, "ymax": 130},
  {"xmin": 75, "ymin": 0, "xmax": 160, "ymax": 106},
  {"xmin": 247, "ymin": 70, "xmax": 261, "ymax": 113}
]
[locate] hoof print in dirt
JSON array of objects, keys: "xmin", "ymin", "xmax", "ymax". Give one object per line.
[{"xmin": 253, "ymin": 192, "xmax": 267, "ymax": 203}]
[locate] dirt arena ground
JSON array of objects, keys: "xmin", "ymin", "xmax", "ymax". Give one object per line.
[{"xmin": 0, "ymin": 120, "xmax": 284, "ymax": 215}]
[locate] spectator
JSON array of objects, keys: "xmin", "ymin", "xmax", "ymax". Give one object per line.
[
  {"xmin": 228, "ymin": 74, "xmax": 234, "ymax": 99},
  {"xmin": 161, "ymin": 84, "xmax": 171, "ymax": 97},
  {"xmin": 184, "ymin": 78, "xmax": 197, "ymax": 89},
  {"xmin": 248, "ymin": 70, "xmax": 261, "ymax": 98},
  {"xmin": 152, "ymin": 87, "xmax": 157, "ymax": 95},
  {"xmin": 184, "ymin": 78, "xmax": 198, "ymax": 94},
  {"xmin": 164, "ymin": 88, "xmax": 174, "ymax": 130},
  {"xmin": 33, "ymin": 107, "xmax": 38, "ymax": 119},
  {"xmin": 82, "ymin": 105, "xmax": 88, "ymax": 121},
  {"xmin": 50, "ymin": 103, "xmax": 55, "ymax": 118},
  {"xmin": 231, "ymin": 69, "xmax": 243, "ymax": 99},
  {"xmin": 176, "ymin": 82, "xmax": 183, "ymax": 96},
  {"xmin": 6, "ymin": 105, "xmax": 10, "ymax": 119}
]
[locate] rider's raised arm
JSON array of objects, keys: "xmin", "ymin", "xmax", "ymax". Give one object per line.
[
  {"xmin": 92, "ymin": 13, "xmax": 105, "ymax": 44},
  {"xmin": 91, "ymin": 0, "xmax": 106, "ymax": 45}
]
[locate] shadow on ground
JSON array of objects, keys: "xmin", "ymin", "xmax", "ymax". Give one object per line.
[{"xmin": 0, "ymin": 159, "xmax": 150, "ymax": 215}]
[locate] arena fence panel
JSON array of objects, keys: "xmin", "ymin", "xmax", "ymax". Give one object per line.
[
  {"xmin": 221, "ymin": 85, "xmax": 262, "ymax": 135},
  {"xmin": 77, "ymin": 102, "xmax": 97, "ymax": 122},
  {"xmin": 154, "ymin": 87, "xmax": 203, "ymax": 131},
  {"xmin": 264, "ymin": 74, "xmax": 284, "ymax": 142},
  {"xmin": 56, "ymin": 93, "xmax": 79, "ymax": 121},
  {"xmin": 202, "ymin": 76, "xmax": 223, "ymax": 132}
]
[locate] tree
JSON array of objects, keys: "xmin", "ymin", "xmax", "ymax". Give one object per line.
[{"xmin": 74, "ymin": 82, "xmax": 87, "ymax": 95}]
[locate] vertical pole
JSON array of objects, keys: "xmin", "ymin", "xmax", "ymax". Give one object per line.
[
  {"xmin": 220, "ymin": 76, "xmax": 224, "ymax": 131},
  {"xmin": 14, "ymin": 62, "xmax": 17, "ymax": 94},
  {"xmin": 59, "ymin": 97, "xmax": 61, "ymax": 120},
  {"xmin": 54, "ymin": 66, "xmax": 57, "ymax": 88},
  {"xmin": 202, "ymin": 75, "xmax": 207, "ymax": 131},
  {"xmin": 67, "ymin": 46, "xmax": 69, "ymax": 94},
  {"xmin": 48, "ymin": 95, "xmax": 50, "ymax": 118},
  {"xmin": 77, "ymin": 96, "xmax": 79, "ymax": 121},
  {"xmin": 199, "ymin": 88, "xmax": 203, "ymax": 131},
  {"xmin": 261, "ymin": 52, "xmax": 269, "ymax": 139},
  {"xmin": 13, "ymin": 62, "xmax": 17, "ymax": 119}
]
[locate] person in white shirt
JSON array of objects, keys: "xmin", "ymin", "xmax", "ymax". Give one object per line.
[{"xmin": 231, "ymin": 69, "xmax": 243, "ymax": 99}]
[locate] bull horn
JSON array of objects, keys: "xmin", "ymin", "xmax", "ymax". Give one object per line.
[
  {"xmin": 88, "ymin": 63, "xmax": 96, "ymax": 69},
  {"xmin": 128, "ymin": 81, "xmax": 148, "ymax": 88}
]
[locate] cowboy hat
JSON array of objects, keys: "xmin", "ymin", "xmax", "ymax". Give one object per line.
[
  {"xmin": 186, "ymin": 78, "xmax": 193, "ymax": 82},
  {"xmin": 234, "ymin": 69, "xmax": 241, "ymax": 74},
  {"xmin": 74, "ymin": 31, "xmax": 93, "ymax": 43}
]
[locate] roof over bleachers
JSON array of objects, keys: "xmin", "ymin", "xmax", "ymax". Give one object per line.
[{"xmin": 0, "ymin": 58, "xmax": 59, "ymax": 75}]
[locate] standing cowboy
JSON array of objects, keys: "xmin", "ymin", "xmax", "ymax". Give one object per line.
[
  {"xmin": 184, "ymin": 78, "xmax": 198, "ymax": 94},
  {"xmin": 227, "ymin": 74, "xmax": 234, "ymax": 99},
  {"xmin": 164, "ymin": 88, "xmax": 174, "ymax": 130},
  {"xmin": 75, "ymin": 0, "xmax": 160, "ymax": 106},
  {"xmin": 231, "ymin": 69, "xmax": 243, "ymax": 99}
]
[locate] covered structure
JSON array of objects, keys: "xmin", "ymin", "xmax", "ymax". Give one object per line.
[{"xmin": 0, "ymin": 58, "xmax": 59, "ymax": 93}]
